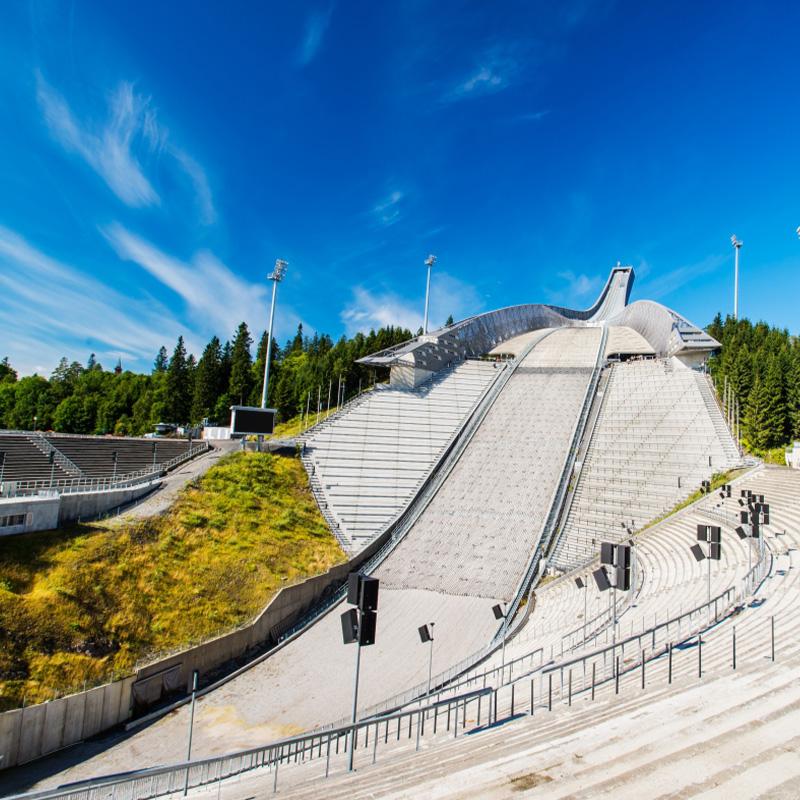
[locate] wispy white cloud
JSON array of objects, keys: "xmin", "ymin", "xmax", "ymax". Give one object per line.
[
  {"xmin": 171, "ymin": 147, "xmax": 216, "ymax": 225},
  {"xmin": 341, "ymin": 272, "xmax": 483, "ymax": 336},
  {"xmin": 37, "ymin": 76, "xmax": 159, "ymax": 207},
  {"xmin": 298, "ymin": 7, "xmax": 333, "ymax": 66},
  {"xmin": 103, "ymin": 223, "xmax": 265, "ymax": 337},
  {"xmin": 444, "ymin": 46, "xmax": 520, "ymax": 102},
  {"xmin": 0, "ymin": 225, "xmax": 193, "ymax": 375},
  {"xmin": 102, "ymin": 223, "xmax": 304, "ymax": 342},
  {"xmin": 36, "ymin": 74, "xmax": 216, "ymax": 224},
  {"xmin": 372, "ymin": 190, "xmax": 405, "ymax": 226},
  {"xmin": 514, "ymin": 109, "xmax": 550, "ymax": 122}
]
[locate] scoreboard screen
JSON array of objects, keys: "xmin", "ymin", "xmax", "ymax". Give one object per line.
[{"xmin": 230, "ymin": 406, "xmax": 276, "ymax": 436}]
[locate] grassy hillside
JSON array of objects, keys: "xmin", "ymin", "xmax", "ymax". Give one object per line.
[{"xmin": 0, "ymin": 452, "xmax": 345, "ymax": 710}]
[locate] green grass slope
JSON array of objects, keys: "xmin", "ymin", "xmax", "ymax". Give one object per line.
[{"xmin": 0, "ymin": 452, "xmax": 345, "ymax": 710}]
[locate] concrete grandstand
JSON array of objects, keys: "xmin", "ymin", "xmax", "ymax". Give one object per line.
[{"xmin": 5, "ymin": 264, "xmax": 796, "ymax": 800}]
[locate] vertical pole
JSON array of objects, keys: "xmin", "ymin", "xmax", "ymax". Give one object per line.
[
  {"xmin": 615, "ymin": 657, "xmax": 620, "ymax": 695},
  {"xmin": 261, "ymin": 279, "xmax": 279, "ymax": 408},
  {"xmin": 733, "ymin": 241, "xmax": 739, "ymax": 320},
  {"xmin": 348, "ymin": 640, "xmax": 362, "ymax": 772},
  {"xmin": 732, "ymin": 626, "xmax": 736, "ymax": 670},
  {"xmin": 316, "ymin": 385, "xmax": 321, "ymax": 425},
  {"xmin": 548, "ymin": 673, "xmax": 552, "ymax": 711},
  {"xmin": 326, "ymin": 379, "xmax": 332, "ymax": 419},
  {"xmin": 707, "ymin": 553, "xmax": 711, "ymax": 605},
  {"xmin": 698, "ymin": 634, "xmax": 702, "ymax": 678},
  {"xmin": 423, "ymin": 261, "xmax": 432, "ymax": 334},
  {"xmin": 427, "ymin": 630, "xmax": 435, "ymax": 696},
  {"xmin": 183, "ymin": 670, "xmax": 199, "ymax": 796},
  {"xmin": 771, "ymin": 616, "xmax": 775, "ymax": 662},
  {"xmin": 591, "ymin": 662, "xmax": 596, "ymax": 700},
  {"xmin": 583, "ymin": 584, "xmax": 587, "ymax": 643},
  {"xmin": 668, "ymin": 642, "xmax": 673, "ymax": 684}
]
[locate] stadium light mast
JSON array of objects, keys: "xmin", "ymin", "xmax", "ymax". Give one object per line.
[
  {"xmin": 423, "ymin": 254, "xmax": 436, "ymax": 334},
  {"xmin": 730, "ymin": 235, "xmax": 742, "ymax": 319},
  {"xmin": 261, "ymin": 259, "xmax": 288, "ymax": 408}
]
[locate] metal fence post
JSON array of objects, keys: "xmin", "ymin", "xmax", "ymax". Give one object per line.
[
  {"xmin": 615, "ymin": 657, "xmax": 620, "ymax": 695},
  {"xmin": 668, "ymin": 642, "xmax": 673, "ymax": 684},
  {"xmin": 698, "ymin": 634, "xmax": 702, "ymax": 678},
  {"xmin": 591, "ymin": 662, "xmax": 596, "ymax": 701},
  {"xmin": 732, "ymin": 626, "xmax": 736, "ymax": 670},
  {"xmin": 771, "ymin": 616, "xmax": 775, "ymax": 662},
  {"xmin": 548, "ymin": 673, "xmax": 553, "ymax": 711},
  {"xmin": 641, "ymin": 649, "xmax": 646, "ymax": 690}
]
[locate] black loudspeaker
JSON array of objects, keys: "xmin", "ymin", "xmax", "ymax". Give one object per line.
[
  {"xmin": 697, "ymin": 524, "xmax": 709, "ymax": 542},
  {"xmin": 418, "ymin": 624, "xmax": 432, "ymax": 643},
  {"xmin": 49, "ymin": 450, "xmax": 55, "ymax": 464},
  {"xmin": 709, "ymin": 526, "xmax": 721, "ymax": 544},
  {"xmin": 359, "ymin": 610, "xmax": 377, "ymax": 646},
  {"xmin": 617, "ymin": 545, "xmax": 631, "ymax": 569},
  {"xmin": 757, "ymin": 494, "xmax": 765, "ymax": 504},
  {"xmin": 616, "ymin": 565, "xmax": 631, "ymax": 591},
  {"xmin": 341, "ymin": 608, "xmax": 359, "ymax": 644},
  {"xmin": 741, "ymin": 489, "xmax": 748, "ymax": 498},
  {"xmin": 690, "ymin": 543, "xmax": 705, "ymax": 562},
  {"xmin": 575, "ymin": 577, "xmax": 585, "ymax": 589},
  {"xmin": 740, "ymin": 511, "xmax": 749, "ymax": 524},
  {"xmin": 593, "ymin": 567, "xmax": 611, "ymax": 592},
  {"xmin": 359, "ymin": 577, "xmax": 380, "ymax": 612},
  {"xmin": 735, "ymin": 525, "xmax": 748, "ymax": 540},
  {"xmin": 600, "ymin": 542, "xmax": 615, "ymax": 565},
  {"xmin": 725, "ymin": 485, "xmax": 732, "ymax": 497},
  {"xmin": 347, "ymin": 573, "xmax": 361, "ymax": 605},
  {"xmin": 709, "ymin": 542, "xmax": 722, "ymax": 560},
  {"xmin": 751, "ymin": 521, "xmax": 760, "ymax": 538},
  {"xmin": 763, "ymin": 511, "xmax": 770, "ymax": 525},
  {"xmin": 492, "ymin": 603, "xmax": 505, "ymax": 620}
]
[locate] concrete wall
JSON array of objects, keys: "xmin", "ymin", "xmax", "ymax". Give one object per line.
[
  {"xmin": 58, "ymin": 481, "xmax": 159, "ymax": 525},
  {"xmin": 0, "ymin": 495, "xmax": 60, "ymax": 537},
  {"xmin": 0, "ymin": 535, "xmax": 380, "ymax": 770},
  {"xmin": 0, "ymin": 676, "xmax": 136, "ymax": 769}
]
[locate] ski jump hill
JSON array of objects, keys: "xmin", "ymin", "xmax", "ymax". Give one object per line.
[{"xmin": 6, "ymin": 266, "xmax": 799, "ymax": 800}]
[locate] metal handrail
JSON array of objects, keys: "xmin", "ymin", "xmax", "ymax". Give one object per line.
[{"xmin": 5, "ymin": 688, "xmax": 493, "ymax": 800}]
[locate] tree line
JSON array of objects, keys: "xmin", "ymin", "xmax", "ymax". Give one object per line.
[
  {"xmin": 0, "ymin": 323, "xmax": 413, "ymax": 436},
  {"xmin": 707, "ymin": 314, "xmax": 800, "ymax": 453}
]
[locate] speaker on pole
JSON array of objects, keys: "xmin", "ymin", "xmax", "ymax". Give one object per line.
[{"xmin": 341, "ymin": 608, "xmax": 359, "ymax": 645}]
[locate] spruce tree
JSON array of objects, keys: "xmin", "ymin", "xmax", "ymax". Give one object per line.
[
  {"xmin": 743, "ymin": 375, "xmax": 771, "ymax": 450},
  {"xmin": 153, "ymin": 346, "xmax": 168, "ymax": 373},
  {"xmin": 191, "ymin": 336, "xmax": 223, "ymax": 422},
  {"xmin": 166, "ymin": 336, "xmax": 192, "ymax": 422},
  {"xmin": 228, "ymin": 322, "xmax": 254, "ymax": 405}
]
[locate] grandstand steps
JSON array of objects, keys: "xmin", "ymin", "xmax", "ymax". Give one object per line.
[
  {"xmin": 190, "ymin": 470, "xmax": 800, "ymax": 800},
  {"xmin": 301, "ymin": 359, "xmax": 502, "ymax": 554}
]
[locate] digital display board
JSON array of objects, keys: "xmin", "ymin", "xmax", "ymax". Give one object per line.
[{"xmin": 230, "ymin": 406, "xmax": 276, "ymax": 436}]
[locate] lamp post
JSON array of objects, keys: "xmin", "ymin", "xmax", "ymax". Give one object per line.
[
  {"xmin": 261, "ymin": 259, "xmax": 288, "ymax": 409},
  {"xmin": 730, "ymin": 235, "xmax": 742, "ymax": 319},
  {"xmin": 418, "ymin": 622, "xmax": 435, "ymax": 695},
  {"xmin": 423, "ymin": 255, "xmax": 436, "ymax": 334},
  {"xmin": 492, "ymin": 603, "xmax": 508, "ymax": 671}
]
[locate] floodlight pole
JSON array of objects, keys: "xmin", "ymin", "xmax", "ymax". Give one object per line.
[
  {"xmin": 261, "ymin": 260, "xmax": 288, "ymax": 409},
  {"xmin": 731, "ymin": 236, "xmax": 742, "ymax": 320},
  {"xmin": 423, "ymin": 255, "xmax": 436, "ymax": 334},
  {"xmin": 348, "ymin": 630, "xmax": 362, "ymax": 772}
]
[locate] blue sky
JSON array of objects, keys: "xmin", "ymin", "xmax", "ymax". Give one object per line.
[{"xmin": 1, "ymin": 1, "xmax": 799, "ymax": 375}]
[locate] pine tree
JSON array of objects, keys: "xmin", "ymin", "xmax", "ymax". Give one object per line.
[
  {"xmin": 763, "ymin": 354, "xmax": 786, "ymax": 448},
  {"xmin": 228, "ymin": 322, "xmax": 254, "ymax": 405},
  {"xmin": 445, "ymin": 314, "xmax": 455, "ymax": 327},
  {"xmin": 153, "ymin": 346, "xmax": 168, "ymax": 373},
  {"xmin": 290, "ymin": 324, "xmax": 304, "ymax": 353},
  {"xmin": 191, "ymin": 336, "xmax": 223, "ymax": 422},
  {"xmin": 743, "ymin": 376, "xmax": 771, "ymax": 450},
  {"xmin": 166, "ymin": 336, "xmax": 192, "ymax": 422},
  {"xmin": 788, "ymin": 349, "xmax": 800, "ymax": 441},
  {"xmin": 0, "ymin": 356, "xmax": 16, "ymax": 383}
]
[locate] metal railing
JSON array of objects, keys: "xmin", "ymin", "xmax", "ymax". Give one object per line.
[
  {"xmin": 5, "ymin": 688, "xmax": 493, "ymax": 800},
  {"xmin": 0, "ymin": 442, "xmax": 209, "ymax": 499}
]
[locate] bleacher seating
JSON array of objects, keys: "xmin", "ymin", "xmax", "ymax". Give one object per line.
[
  {"xmin": 0, "ymin": 433, "xmax": 73, "ymax": 483},
  {"xmin": 550, "ymin": 358, "xmax": 742, "ymax": 571},
  {"xmin": 44, "ymin": 434, "xmax": 193, "ymax": 477},
  {"xmin": 301, "ymin": 360, "xmax": 501, "ymax": 553}
]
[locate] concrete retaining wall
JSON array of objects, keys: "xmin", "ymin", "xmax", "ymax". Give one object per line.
[
  {"xmin": 0, "ymin": 542, "xmax": 377, "ymax": 771},
  {"xmin": 0, "ymin": 676, "xmax": 136, "ymax": 769},
  {"xmin": 0, "ymin": 495, "xmax": 60, "ymax": 537},
  {"xmin": 58, "ymin": 482, "xmax": 159, "ymax": 524}
]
